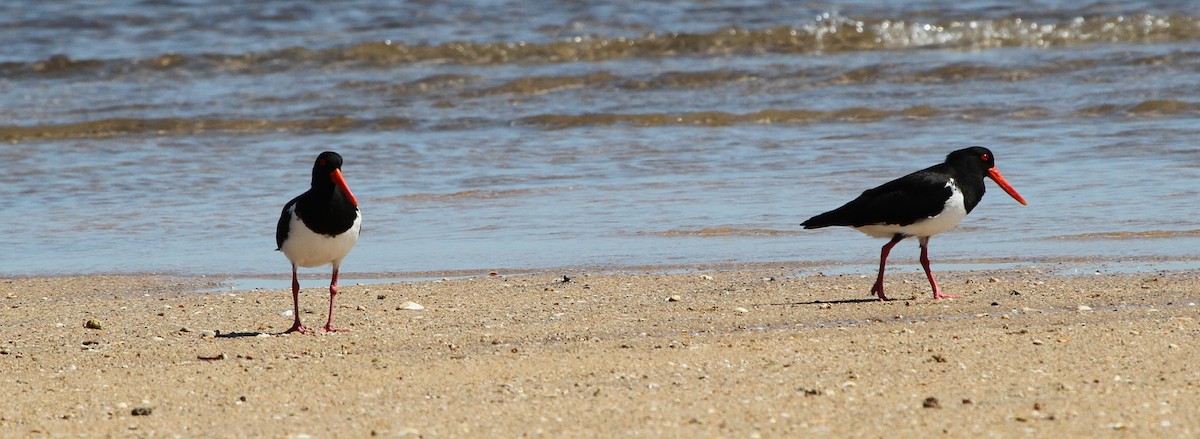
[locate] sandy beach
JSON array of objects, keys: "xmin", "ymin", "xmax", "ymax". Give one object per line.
[{"xmin": 2, "ymin": 266, "xmax": 1198, "ymax": 437}]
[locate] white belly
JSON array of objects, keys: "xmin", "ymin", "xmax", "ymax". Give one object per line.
[
  {"xmin": 280, "ymin": 209, "xmax": 361, "ymax": 268},
  {"xmin": 855, "ymin": 180, "xmax": 967, "ymax": 238}
]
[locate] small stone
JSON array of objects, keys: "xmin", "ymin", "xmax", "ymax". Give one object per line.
[
  {"xmin": 733, "ymin": 307, "xmax": 749, "ymax": 314},
  {"xmin": 1077, "ymin": 305, "xmax": 1093, "ymax": 311},
  {"xmin": 131, "ymin": 407, "xmax": 152, "ymax": 416},
  {"xmin": 988, "ymin": 277, "xmax": 999, "ymax": 283},
  {"xmin": 83, "ymin": 319, "xmax": 102, "ymax": 330},
  {"xmin": 922, "ymin": 397, "xmax": 941, "ymax": 409},
  {"xmin": 667, "ymin": 295, "xmax": 682, "ymax": 302},
  {"xmin": 397, "ymin": 301, "xmax": 424, "ymax": 311},
  {"xmin": 376, "ymin": 295, "xmax": 386, "ymax": 300},
  {"xmin": 1032, "ymin": 339, "xmax": 1044, "ymax": 345}
]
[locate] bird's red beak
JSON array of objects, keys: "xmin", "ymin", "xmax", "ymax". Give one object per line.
[
  {"xmin": 331, "ymin": 168, "xmax": 358, "ymax": 207},
  {"xmin": 987, "ymin": 168, "xmax": 1027, "ymax": 205}
]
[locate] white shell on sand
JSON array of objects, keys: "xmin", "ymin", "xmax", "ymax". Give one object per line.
[{"xmin": 398, "ymin": 301, "xmax": 425, "ymax": 311}]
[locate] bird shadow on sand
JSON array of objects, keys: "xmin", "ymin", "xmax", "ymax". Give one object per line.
[
  {"xmin": 214, "ymin": 331, "xmax": 268, "ymax": 338},
  {"xmin": 767, "ymin": 296, "xmax": 915, "ymax": 306}
]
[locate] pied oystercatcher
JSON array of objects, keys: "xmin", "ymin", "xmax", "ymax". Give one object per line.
[
  {"xmin": 276, "ymin": 151, "xmax": 361, "ymax": 333},
  {"xmin": 801, "ymin": 146, "xmax": 1027, "ymax": 300}
]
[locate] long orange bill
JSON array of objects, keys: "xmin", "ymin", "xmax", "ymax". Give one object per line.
[
  {"xmin": 987, "ymin": 168, "xmax": 1027, "ymax": 205},
  {"xmin": 330, "ymin": 168, "xmax": 358, "ymax": 207}
]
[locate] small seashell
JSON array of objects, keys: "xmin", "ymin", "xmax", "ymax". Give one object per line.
[
  {"xmin": 398, "ymin": 301, "xmax": 425, "ymax": 311},
  {"xmin": 667, "ymin": 295, "xmax": 682, "ymax": 302},
  {"xmin": 733, "ymin": 307, "xmax": 749, "ymax": 314},
  {"xmin": 1077, "ymin": 305, "xmax": 1093, "ymax": 311}
]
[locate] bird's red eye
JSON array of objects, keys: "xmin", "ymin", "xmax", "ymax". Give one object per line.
[
  {"xmin": 319, "ymin": 159, "xmax": 327, "ymax": 166},
  {"xmin": 980, "ymin": 153, "xmax": 990, "ymax": 161}
]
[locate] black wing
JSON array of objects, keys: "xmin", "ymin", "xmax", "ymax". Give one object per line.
[
  {"xmin": 275, "ymin": 196, "xmax": 299, "ymax": 250},
  {"xmin": 803, "ymin": 165, "xmax": 953, "ymax": 229}
]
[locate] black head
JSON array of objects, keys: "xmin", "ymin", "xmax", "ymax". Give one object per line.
[
  {"xmin": 945, "ymin": 146, "xmax": 1027, "ymax": 206},
  {"xmin": 309, "ymin": 151, "xmax": 358, "ymax": 207},
  {"xmin": 944, "ymin": 146, "xmax": 996, "ymax": 177},
  {"xmin": 311, "ymin": 151, "xmax": 345, "ymax": 181}
]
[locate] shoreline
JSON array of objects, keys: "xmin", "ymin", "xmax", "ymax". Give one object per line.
[
  {"xmin": 3, "ymin": 266, "xmax": 1198, "ymax": 436},
  {"xmin": 7, "ymin": 254, "xmax": 1198, "ymax": 284}
]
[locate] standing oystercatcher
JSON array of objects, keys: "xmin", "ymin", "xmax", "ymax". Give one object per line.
[
  {"xmin": 276, "ymin": 151, "xmax": 361, "ymax": 333},
  {"xmin": 802, "ymin": 146, "xmax": 1026, "ymax": 300}
]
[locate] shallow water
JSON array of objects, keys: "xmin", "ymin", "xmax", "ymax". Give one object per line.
[{"xmin": 3, "ymin": 1, "xmax": 1199, "ymax": 277}]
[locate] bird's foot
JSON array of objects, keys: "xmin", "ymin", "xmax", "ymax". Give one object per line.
[
  {"xmin": 933, "ymin": 291, "xmax": 960, "ymax": 300},
  {"xmin": 873, "ymin": 287, "xmax": 892, "ymax": 302},
  {"xmin": 285, "ymin": 323, "xmax": 311, "ymax": 334},
  {"xmin": 323, "ymin": 324, "xmax": 350, "ymax": 333},
  {"xmin": 870, "ymin": 285, "xmax": 892, "ymax": 301}
]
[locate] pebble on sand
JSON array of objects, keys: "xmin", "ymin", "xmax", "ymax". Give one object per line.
[{"xmin": 83, "ymin": 319, "xmax": 102, "ymax": 330}]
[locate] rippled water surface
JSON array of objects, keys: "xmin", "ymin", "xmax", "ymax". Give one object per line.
[{"xmin": 3, "ymin": 0, "xmax": 1199, "ymax": 277}]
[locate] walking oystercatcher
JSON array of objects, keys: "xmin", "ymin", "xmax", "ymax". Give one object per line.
[
  {"xmin": 276, "ymin": 151, "xmax": 361, "ymax": 333},
  {"xmin": 801, "ymin": 146, "xmax": 1026, "ymax": 300}
]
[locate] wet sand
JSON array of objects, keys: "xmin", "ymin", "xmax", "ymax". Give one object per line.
[{"xmin": 2, "ymin": 267, "xmax": 1198, "ymax": 437}]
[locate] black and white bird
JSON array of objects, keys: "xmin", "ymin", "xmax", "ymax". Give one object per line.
[
  {"xmin": 802, "ymin": 147, "xmax": 1026, "ymax": 300},
  {"xmin": 276, "ymin": 151, "xmax": 361, "ymax": 333}
]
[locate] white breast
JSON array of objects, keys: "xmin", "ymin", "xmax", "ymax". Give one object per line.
[
  {"xmin": 280, "ymin": 206, "xmax": 362, "ymax": 268},
  {"xmin": 855, "ymin": 179, "xmax": 967, "ymax": 238}
]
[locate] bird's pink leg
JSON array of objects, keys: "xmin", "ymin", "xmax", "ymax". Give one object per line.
[
  {"xmin": 285, "ymin": 265, "xmax": 311, "ymax": 334},
  {"xmin": 919, "ymin": 237, "xmax": 958, "ymax": 299},
  {"xmin": 872, "ymin": 235, "xmax": 905, "ymax": 301},
  {"xmin": 323, "ymin": 266, "xmax": 350, "ymax": 332}
]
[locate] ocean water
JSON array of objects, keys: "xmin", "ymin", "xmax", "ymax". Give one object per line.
[{"xmin": 2, "ymin": 0, "xmax": 1199, "ymax": 278}]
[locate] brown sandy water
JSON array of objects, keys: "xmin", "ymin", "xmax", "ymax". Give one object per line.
[{"xmin": 1, "ymin": 1, "xmax": 1198, "ymax": 278}]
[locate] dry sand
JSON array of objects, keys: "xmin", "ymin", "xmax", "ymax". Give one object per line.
[{"xmin": 2, "ymin": 266, "xmax": 1199, "ymax": 437}]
